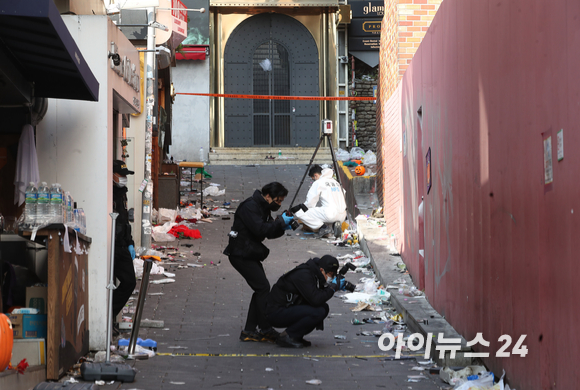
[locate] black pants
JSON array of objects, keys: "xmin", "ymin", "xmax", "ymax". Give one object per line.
[
  {"xmin": 266, "ymin": 303, "xmax": 329, "ymax": 339},
  {"xmin": 229, "ymin": 255, "xmax": 272, "ymax": 332},
  {"xmin": 113, "ymin": 246, "xmax": 137, "ymax": 319}
]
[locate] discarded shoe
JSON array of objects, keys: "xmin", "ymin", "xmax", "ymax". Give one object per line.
[
  {"xmin": 239, "ymin": 330, "xmax": 262, "ymax": 342},
  {"xmin": 317, "ymin": 224, "xmax": 331, "ymax": 238},
  {"xmin": 276, "ymin": 333, "xmax": 304, "ymax": 348},
  {"xmin": 260, "ymin": 328, "xmax": 280, "ymax": 343},
  {"xmin": 333, "ymin": 221, "xmax": 342, "ymax": 238}
]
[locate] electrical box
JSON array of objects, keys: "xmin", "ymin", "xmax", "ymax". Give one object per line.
[{"xmin": 321, "ymin": 119, "xmax": 333, "ymax": 135}]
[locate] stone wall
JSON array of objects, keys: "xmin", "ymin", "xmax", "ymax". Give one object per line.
[{"xmin": 349, "ymin": 78, "xmax": 377, "ymax": 152}]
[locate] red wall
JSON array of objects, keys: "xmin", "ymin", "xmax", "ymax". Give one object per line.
[{"xmin": 399, "ymin": 0, "xmax": 580, "ymax": 388}]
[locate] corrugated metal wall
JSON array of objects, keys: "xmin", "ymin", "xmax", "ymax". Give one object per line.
[{"xmin": 398, "ymin": 0, "xmax": 580, "ymax": 389}]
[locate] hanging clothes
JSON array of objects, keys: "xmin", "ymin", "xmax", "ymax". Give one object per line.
[{"xmin": 13, "ymin": 124, "xmax": 40, "ymax": 206}]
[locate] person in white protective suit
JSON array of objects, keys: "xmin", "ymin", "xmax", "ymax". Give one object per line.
[{"xmin": 292, "ymin": 165, "xmax": 347, "ymax": 238}]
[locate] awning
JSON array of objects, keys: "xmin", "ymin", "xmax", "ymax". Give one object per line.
[
  {"xmin": 176, "ymin": 46, "xmax": 209, "ymax": 61},
  {"xmin": 0, "ymin": 0, "xmax": 99, "ymax": 102}
]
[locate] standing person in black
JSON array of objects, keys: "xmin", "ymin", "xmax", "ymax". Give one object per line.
[
  {"xmin": 112, "ymin": 160, "xmax": 137, "ymax": 334},
  {"xmin": 265, "ymin": 255, "xmax": 340, "ymax": 348},
  {"xmin": 224, "ymin": 182, "xmax": 293, "ymax": 342}
]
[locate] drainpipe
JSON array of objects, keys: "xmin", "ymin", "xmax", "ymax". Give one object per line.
[{"xmin": 141, "ymin": 6, "xmax": 156, "ymax": 248}]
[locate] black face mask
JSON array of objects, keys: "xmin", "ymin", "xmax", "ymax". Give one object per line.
[{"xmin": 269, "ymin": 202, "xmax": 281, "ymax": 212}]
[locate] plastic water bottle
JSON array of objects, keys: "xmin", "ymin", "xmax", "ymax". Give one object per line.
[
  {"xmin": 37, "ymin": 182, "xmax": 50, "ymax": 225},
  {"xmin": 73, "ymin": 202, "xmax": 80, "ymax": 232},
  {"xmin": 49, "ymin": 183, "xmax": 64, "ymax": 224},
  {"xmin": 65, "ymin": 192, "xmax": 73, "ymax": 225},
  {"xmin": 64, "ymin": 191, "xmax": 70, "ymax": 224},
  {"xmin": 24, "ymin": 182, "xmax": 38, "ymax": 226},
  {"xmin": 199, "ymin": 146, "xmax": 204, "ymax": 163},
  {"xmin": 278, "ymin": 149, "xmax": 282, "ymax": 157},
  {"xmin": 78, "ymin": 208, "xmax": 86, "ymax": 234}
]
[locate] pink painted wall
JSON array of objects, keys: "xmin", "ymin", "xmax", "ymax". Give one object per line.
[{"xmin": 399, "ymin": 0, "xmax": 580, "ymax": 388}]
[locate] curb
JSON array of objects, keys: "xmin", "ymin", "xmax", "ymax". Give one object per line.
[{"xmin": 356, "ymin": 218, "xmax": 474, "ymax": 367}]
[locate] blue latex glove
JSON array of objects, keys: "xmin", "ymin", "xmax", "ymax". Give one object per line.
[
  {"xmin": 128, "ymin": 245, "xmax": 136, "ymax": 260},
  {"xmin": 331, "ymin": 276, "xmax": 347, "ymax": 291},
  {"xmin": 281, "ymin": 212, "xmax": 294, "ymax": 225}
]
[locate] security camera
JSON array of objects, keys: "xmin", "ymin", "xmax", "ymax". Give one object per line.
[
  {"xmin": 339, "ymin": 56, "xmax": 348, "ymax": 64},
  {"xmin": 108, "ymin": 52, "xmax": 121, "ymax": 66}
]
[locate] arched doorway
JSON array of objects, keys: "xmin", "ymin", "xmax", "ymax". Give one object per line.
[{"xmin": 224, "ymin": 13, "xmax": 319, "ymax": 147}]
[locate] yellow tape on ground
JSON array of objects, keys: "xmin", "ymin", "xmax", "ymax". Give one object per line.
[{"xmin": 156, "ymin": 352, "xmax": 424, "ymax": 359}]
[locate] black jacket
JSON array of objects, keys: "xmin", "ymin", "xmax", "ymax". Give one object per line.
[
  {"xmin": 224, "ymin": 189, "xmax": 286, "ymax": 260},
  {"xmin": 266, "ymin": 258, "xmax": 335, "ymax": 309},
  {"xmin": 113, "ymin": 185, "xmax": 134, "ymax": 248}
]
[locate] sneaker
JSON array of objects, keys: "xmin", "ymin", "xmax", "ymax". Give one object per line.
[
  {"xmin": 333, "ymin": 221, "xmax": 342, "ymax": 238},
  {"xmin": 259, "ymin": 328, "xmax": 280, "ymax": 343},
  {"xmin": 239, "ymin": 330, "xmax": 262, "ymax": 342},
  {"xmin": 276, "ymin": 333, "xmax": 304, "ymax": 348},
  {"xmin": 317, "ymin": 224, "xmax": 331, "ymax": 238}
]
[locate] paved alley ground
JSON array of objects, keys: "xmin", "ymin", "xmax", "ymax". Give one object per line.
[{"xmin": 112, "ymin": 165, "xmax": 446, "ymax": 390}]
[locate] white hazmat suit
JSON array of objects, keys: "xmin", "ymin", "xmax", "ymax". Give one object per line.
[{"xmin": 294, "ymin": 168, "xmax": 347, "ymax": 229}]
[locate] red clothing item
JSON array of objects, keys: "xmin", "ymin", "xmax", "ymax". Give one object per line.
[{"xmin": 168, "ymin": 225, "xmax": 202, "ymax": 239}]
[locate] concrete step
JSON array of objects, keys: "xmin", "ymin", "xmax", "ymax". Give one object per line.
[{"xmin": 209, "ymin": 147, "xmax": 335, "ymax": 165}]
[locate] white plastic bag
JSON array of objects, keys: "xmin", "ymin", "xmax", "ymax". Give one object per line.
[
  {"xmin": 453, "ymin": 372, "xmax": 495, "ymax": 390},
  {"xmin": 362, "ymin": 150, "xmax": 376, "ymax": 165},
  {"xmin": 349, "ymin": 147, "xmax": 365, "ymax": 160},
  {"xmin": 158, "ymin": 208, "xmax": 177, "ymax": 223},
  {"xmin": 203, "ymin": 186, "xmax": 225, "ymax": 197},
  {"xmin": 335, "ymin": 148, "xmax": 350, "ymax": 161},
  {"xmin": 179, "ymin": 206, "xmax": 202, "ymax": 220}
]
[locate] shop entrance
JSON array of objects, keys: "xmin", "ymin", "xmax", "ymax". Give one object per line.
[{"xmin": 224, "ymin": 13, "xmax": 320, "ymax": 147}]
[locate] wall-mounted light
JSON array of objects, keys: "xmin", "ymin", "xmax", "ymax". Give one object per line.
[{"xmin": 108, "ymin": 52, "xmax": 121, "ymax": 66}]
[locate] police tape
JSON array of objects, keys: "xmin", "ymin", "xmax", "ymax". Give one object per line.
[
  {"xmin": 156, "ymin": 352, "xmax": 424, "ymax": 358},
  {"xmin": 175, "ymin": 92, "xmax": 376, "ymax": 101}
]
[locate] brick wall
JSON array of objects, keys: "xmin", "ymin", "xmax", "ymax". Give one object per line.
[
  {"xmin": 376, "ymin": 0, "xmax": 442, "ymax": 211},
  {"xmin": 376, "ymin": 0, "xmax": 399, "ymax": 207},
  {"xmin": 397, "ymin": 0, "xmax": 442, "ymax": 78}
]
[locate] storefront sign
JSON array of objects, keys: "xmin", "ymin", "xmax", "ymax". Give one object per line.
[
  {"xmin": 348, "ymin": 37, "xmax": 380, "ymax": 51},
  {"xmin": 350, "ymin": 19, "xmax": 382, "ymax": 36},
  {"xmin": 109, "ymin": 42, "xmax": 140, "ymax": 93},
  {"xmin": 350, "ymin": 1, "xmax": 384, "ymax": 18}
]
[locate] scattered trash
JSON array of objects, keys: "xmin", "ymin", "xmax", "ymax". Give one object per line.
[
  {"xmin": 95, "ymin": 380, "xmax": 105, "ymax": 385},
  {"xmin": 188, "ymin": 263, "xmax": 203, "ymax": 268},
  {"xmin": 334, "ymin": 335, "xmax": 347, "ymax": 340},
  {"xmin": 440, "ymin": 366, "xmax": 488, "ymax": 386},
  {"xmin": 150, "ymin": 278, "xmax": 175, "ymax": 284},
  {"xmin": 305, "ymin": 379, "xmax": 322, "ymax": 385},
  {"xmin": 169, "ymin": 382, "xmax": 186, "ymax": 385},
  {"xmin": 265, "ymin": 368, "xmax": 274, "ymax": 372}
]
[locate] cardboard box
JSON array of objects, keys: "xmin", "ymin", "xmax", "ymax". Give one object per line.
[
  {"xmin": 11, "ymin": 338, "xmax": 46, "ymax": 366},
  {"xmin": 9, "ymin": 314, "xmax": 47, "ymax": 339},
  {"xmin": 26, "ymin": 286, "xmax": 48, "ymax": 314}
]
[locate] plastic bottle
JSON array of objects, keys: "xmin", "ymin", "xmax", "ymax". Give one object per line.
[
  {"xmin": 37, "ymin": 182, "xmax": 50, "ymax": 225},
  {"xmin": 49, "ymin": 183, "xmax": 64, "ymax": 224},
  {"xmin": 64, "ymin": 191, "xmax": 72, "ymax": 225},
  {"xmin": 278, "ymin": 149, "xmax": 282, "ymax": 157},
  {"xmin": 199, "ymin": 146, "xmax": 204, "ymax": 163},
  {"xmin": 24, "ymin": 182, "xmax": 38, "ymax": 226},
  {"xmin": 79, "ymin": 208, "xmax": 86, "ymax": 234},
  {"xmin": 73, "ymin": 202, "xmax": 80, "ymax": 232}
]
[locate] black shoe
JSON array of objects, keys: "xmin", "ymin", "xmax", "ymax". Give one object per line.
[
  {"xmin": 299, "ymin": 337, "xmax": 311, "ymax": 347},
  {"xmin": 239, "ymin": 330, "xmax": 261, "ymax": 342},
  {"xmin": 276, "ymin": 333, "xmax": 304, "ymax": 348},
  {"xmin": 260, "ymin": 328, "xmax": 281, "ymax": 343}
]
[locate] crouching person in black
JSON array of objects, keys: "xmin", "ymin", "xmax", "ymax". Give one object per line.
[
  {"xmin": 265, "ymin": 255, "xmax": 340, "ymax": 348},
  {"xmin": 224, "ymin": 182, "xmax": 293, "ymax": 343}
]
